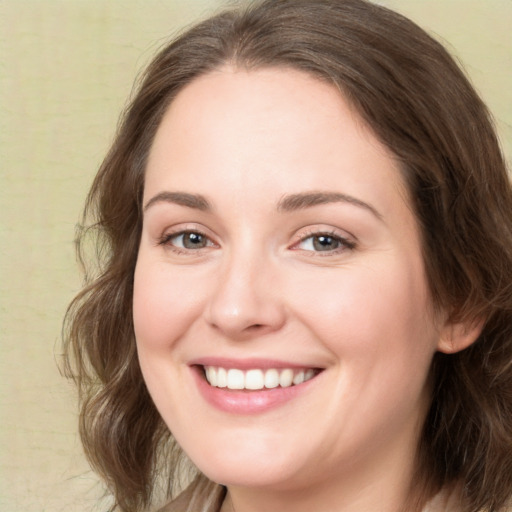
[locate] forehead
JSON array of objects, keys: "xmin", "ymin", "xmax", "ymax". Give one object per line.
[{"xmin": 144, "ymin": 66, "xmax": 409, "ymax": 219}]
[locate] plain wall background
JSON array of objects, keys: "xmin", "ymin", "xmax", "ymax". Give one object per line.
[{"xmin": 1, "ymin": 1, "xmax": 510, "ymax": 511}]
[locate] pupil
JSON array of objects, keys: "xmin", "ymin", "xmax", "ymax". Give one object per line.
[
  {"xmin": 184, "ymin": 232, "xmax": 205, "ymax": 248},
  {"xmin": 313, "ymin": 235, "xmax": 338, "ymax": 251}
]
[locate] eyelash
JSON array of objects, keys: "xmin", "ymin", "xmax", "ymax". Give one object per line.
[{"xmin": 157, "ymin": 229, "xmax": 356, "ymax": 255}]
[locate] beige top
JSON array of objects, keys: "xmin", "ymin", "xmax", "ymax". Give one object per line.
[{"xmin": 157, "ymin": 476, "xmax": 465, "ymax": 512}]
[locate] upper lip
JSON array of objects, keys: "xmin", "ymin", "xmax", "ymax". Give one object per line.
[{"xmin": 189, "ymin": 357, "xmax": 323, "ymax": 370}]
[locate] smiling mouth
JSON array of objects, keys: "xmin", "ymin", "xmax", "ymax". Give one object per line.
[{"xmin": 202, "ymin": 366, "xmax": 321, "ymax": 391}]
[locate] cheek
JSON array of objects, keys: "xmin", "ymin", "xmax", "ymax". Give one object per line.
[
  {"xmin": 289, "ymin": 256, "xmax": 437, "ymax": 364},
  {"xmin": 132, "ymin": 258, "xmax": 205, "ymax": 351},
  {"xmin": 303, "ymin": 260, "xmax": 437, "ymax": 427}
]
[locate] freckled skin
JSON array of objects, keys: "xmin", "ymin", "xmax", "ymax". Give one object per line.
[{"xmin": 133, "ymin": 68, "xmax": 468, "ymax": 512}]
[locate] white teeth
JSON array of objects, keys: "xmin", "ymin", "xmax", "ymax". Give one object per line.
[
  {"xmin": 293, "ymin": 370, "xmax": 305, "ymax": 385},
  {"xmin": 204, "ymin": 366, "xmax": 318, "ymax": 390},
  {"xmin": 264, "ymin": 368, "xmax": 279, "ymax": 389},
  {"xmin": 305, "ymin": 369, "xmax": 315, "ymax": 381},
  {"xmin": 245, "ymin": 369, "xmax": 264, "ymax": 390},
  {"xmin": 279, "ymin": 369, "xmax": 294, "ymax": 388},
  {"xmin": 227, "ymin": 369, "xmax": 245, "ymax": 390},
  {"xmin": 206, "ymin": 366, "xmax": 217, "ymax": 387},
  {"xmin": 217, "ymin": 367, "xmax": 227, "ymax": 388}
]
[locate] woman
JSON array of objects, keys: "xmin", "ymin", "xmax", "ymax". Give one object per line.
[{"xmin": 63, "ymin": 1, "xmax": 512, "ymax": 511}]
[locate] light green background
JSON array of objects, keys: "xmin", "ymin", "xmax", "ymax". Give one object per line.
[{"xmin": 1, "ymin": 1, "xmax": 510, "ymax": 511}]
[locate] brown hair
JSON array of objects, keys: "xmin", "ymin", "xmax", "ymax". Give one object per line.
[{"xmin": 63, "ymin": 1, "xmax": 512, "ymax": 511}]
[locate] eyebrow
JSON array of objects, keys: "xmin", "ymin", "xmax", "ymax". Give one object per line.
[
  {"xmin": 143, "ymin": 191, "xmax": 211, "ymax": 212},
  {"xmin": 277, "ymin": 191, "xmax": 382, "ymax": 219},
  {"xmin": 143, "ymin": 190, "xmax": 382, "ymax": 220}
]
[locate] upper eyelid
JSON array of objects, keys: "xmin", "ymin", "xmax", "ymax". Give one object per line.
[
  {"xmin": 290, "ymin": 226, "xmax": 356, "ymax": 244},
  {"xmin": 159, "ymin": 223, "xmax": 215, "ymax": 239}
]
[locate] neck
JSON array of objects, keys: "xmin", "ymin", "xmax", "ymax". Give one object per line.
[{"xmin": 223, "ymin": 486, "xmax": 458, "ymax": 512}]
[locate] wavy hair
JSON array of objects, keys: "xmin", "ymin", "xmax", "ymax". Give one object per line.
[{"xmin": 63, "ymin": 1, "xmax": 512, "ymax": 511}]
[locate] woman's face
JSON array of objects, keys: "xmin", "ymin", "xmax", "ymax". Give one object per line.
[{"xmin": 134, "ymin": 68, "xmax": 446, "ymax": 493}]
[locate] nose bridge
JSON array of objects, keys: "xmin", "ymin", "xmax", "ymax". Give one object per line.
[{"xmin": 206, "ymin": 241, "xmax": 285, "ymax": 338}]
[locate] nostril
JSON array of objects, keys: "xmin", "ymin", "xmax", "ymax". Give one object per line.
[{"xmin": 246, "ymin": 323, "xmax": 264, "ymax": 331}]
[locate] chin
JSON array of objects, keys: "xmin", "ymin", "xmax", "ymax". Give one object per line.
[
  {"xmin": 199, "ymin": 459, "xmax": 303, "ymax": 490},
  {"xmin": 180, "ymin": 431, "xmax": 310, "ymax": 490}
]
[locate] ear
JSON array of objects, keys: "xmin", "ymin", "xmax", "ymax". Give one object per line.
[{"xmin": 437, "ymin": 317, "xmax": 485, "ymax": 354}]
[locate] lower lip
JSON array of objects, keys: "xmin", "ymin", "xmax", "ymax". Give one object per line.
[{"xmin": 192, "ymin": 367, "xmax": 319, "ymax": 415}]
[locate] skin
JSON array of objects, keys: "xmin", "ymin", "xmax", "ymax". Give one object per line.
[{"xmin": 133, "ymin": 67, "xmax": 477, "ymax": 512}]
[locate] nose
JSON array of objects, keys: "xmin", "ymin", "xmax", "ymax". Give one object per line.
[{"xmin": 205, "ymin": 252, "xmax": 286, "ymax": 340}]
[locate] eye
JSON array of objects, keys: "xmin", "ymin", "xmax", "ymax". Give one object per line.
[
  {"xmin": 294, "ymin": 232, "xmax": 355, "ymax": 253},
  {"xmin": 159, "ymin": 230, "xmax": 215, "ymax": 250}
]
